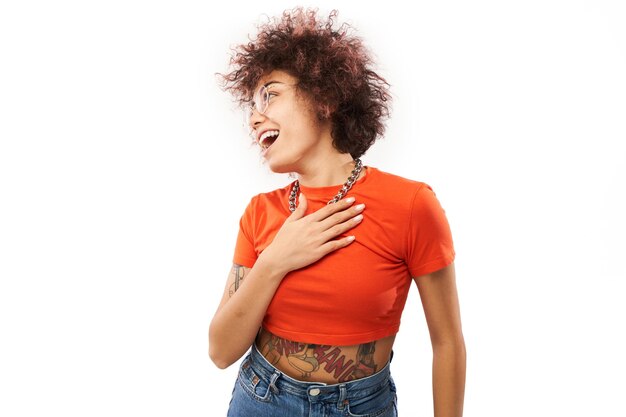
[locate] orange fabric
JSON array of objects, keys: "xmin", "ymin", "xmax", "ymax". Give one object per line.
[{"xmin": 233, "ymin": 166, "xmax": 455, "ymax": 345}]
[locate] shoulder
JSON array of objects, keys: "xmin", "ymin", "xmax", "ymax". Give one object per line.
[
  {"xmin": 365, "ymin": 167, "xmax": 451, "ymax": 221},
  {"xmin": 368, "ymin": 166, "xmax": 426, "ymax": 188},
  {"xmin": 241, "ymin": 182, "xmax": 293, "ymax": 218},
  {"xmin": 366, "ymin": 166, "xmax": 429, "ymax": 202},
  {"xmin": 249, "ymin": 182, "xmax": 292, "ymax": 205}
]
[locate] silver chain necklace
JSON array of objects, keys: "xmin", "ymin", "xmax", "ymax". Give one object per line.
[{"xmin": 288, "ymin": 159, "xmax": 364, "ymax": 212}]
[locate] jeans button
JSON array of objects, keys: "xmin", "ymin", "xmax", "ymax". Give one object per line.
[{"xmin": 309, "ymin": 388, "xmax": 321, "ymax": 396}]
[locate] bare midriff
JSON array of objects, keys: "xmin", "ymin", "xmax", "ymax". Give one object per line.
[{"xmin": 254, "ymin": 327, "xmax": 396, "ymax": 384}]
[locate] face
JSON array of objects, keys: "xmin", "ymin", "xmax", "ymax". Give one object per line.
[{"xmin": 247, "ymin": 70, "xmax": 333, "ymax": 174}]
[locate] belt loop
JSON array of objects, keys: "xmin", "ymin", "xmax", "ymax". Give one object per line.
[
  {"xmin": 269, "ymin": 371, "xmax": 280, "ymax": 394},
  {"xmin": 337, "ymin": 384, "xmax": 348, "ymax": 410}
]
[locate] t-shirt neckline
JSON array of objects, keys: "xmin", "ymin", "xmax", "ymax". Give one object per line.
[{"xmin": 295, "ymin": 166, "xmax": 375, "ymax": 199}]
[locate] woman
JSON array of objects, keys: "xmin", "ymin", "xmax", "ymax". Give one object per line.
[{"xmin": 210, "ymin": 7, "xmax": 466, "ymax": 417}]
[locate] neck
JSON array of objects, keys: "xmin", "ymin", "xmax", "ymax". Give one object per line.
[{"xmin": 295, "ymin": 154, "xmax": 361, "ymax": 187}]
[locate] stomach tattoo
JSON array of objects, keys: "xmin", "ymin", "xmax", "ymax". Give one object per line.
[{"xmin": 256, "ymin": 328, "xmax": 390, "ymax": 383}]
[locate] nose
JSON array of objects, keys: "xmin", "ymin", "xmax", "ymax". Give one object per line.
[{"xmin": 248, "ymin": 108, "xmax": 267, "ymax": 133}]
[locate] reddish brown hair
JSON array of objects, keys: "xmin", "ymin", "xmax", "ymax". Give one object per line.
[{"xmin": 216, "ymin": 7, "xmax": 392, "ymax": 159}]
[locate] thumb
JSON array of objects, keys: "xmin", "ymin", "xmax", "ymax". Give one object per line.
[{"xmin": 288, "ymin": 191, "xmax": 307, "ymax": 220}]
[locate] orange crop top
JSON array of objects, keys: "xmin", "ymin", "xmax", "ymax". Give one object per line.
[{"xmin": 233, "ymin": 166, "xmax": 456, "ymax": 346}]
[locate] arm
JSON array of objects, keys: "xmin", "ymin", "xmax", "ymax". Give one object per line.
[
  {"xmin": 209, "ymin": 194, "xmax": 366, "ymax": 369},
  {"xmin": 414, "ymin": 262, "xmax": 466, "ymax": 417},
  {"xmin": 208, "ymin": 258, "xmax": 286, "ymax": 369}
]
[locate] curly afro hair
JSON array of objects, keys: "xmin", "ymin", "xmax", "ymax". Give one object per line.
[{"xmin": 216, "ymin": 7, "xmax": 392, "ymax": 159}]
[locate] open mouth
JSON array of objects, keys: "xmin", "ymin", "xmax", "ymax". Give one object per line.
[{"xmin": 259, "ymin": 130, "xmax": 279, "ymax": 150}]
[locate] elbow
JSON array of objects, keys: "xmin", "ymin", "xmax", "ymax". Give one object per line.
[
  {"xmin": 433, "ymin": 336, "xmax": 466, "ymax": 355},
  {"xmin": 209, "ymin": 344, "xmax": 232, "ymax": 369},
  {"xmin": 208, "ymin": 329, "xmax": 235, "ymax": 369},
  {"xmin": 210, "ymin": 352, "xmax": 231, "ymax": 370}
]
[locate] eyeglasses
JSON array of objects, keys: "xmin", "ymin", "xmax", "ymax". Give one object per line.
[{"xmin": 242, "ymin": 82, "xmax": 297, "ymax": 135}]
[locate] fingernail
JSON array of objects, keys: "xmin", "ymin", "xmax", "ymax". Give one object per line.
[
  {"xmin": 345, "ymin": 197, "xmax": 355, "ymax": 203},
  {"xmin": 353, "ymin": 214, "xmax": 363, "ymax": 222},
  {"xmin": 355, "ymin": 204, "xmax": 365, "ymax": 211}
]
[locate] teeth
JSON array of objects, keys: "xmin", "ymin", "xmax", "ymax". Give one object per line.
[{"xmin": 259, "ymin": 130, "xmax": 279, "ymax": 148}]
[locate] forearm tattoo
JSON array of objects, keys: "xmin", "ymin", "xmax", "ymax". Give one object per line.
[
  {"xmin": 228, "ymin": 264, "xmax": 246, "ymax": 297},
  {"xmin": 259, "ymin": 334, "xmax": 378, "ymax": 382}
]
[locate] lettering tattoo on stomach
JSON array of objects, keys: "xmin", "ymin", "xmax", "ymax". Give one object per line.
[{"xmin": 258, "ymin": 332, "xmax": 377, "ymax": 382}]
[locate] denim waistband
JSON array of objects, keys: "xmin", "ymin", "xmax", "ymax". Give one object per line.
[{"xmin": 241, "ymin": 343, "xmax": 393, "ymax": 402}]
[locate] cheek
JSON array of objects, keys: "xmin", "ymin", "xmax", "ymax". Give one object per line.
[
  {"xmin": 289, "ymin": 113, "xmax": 318, "ymax": 136},
  {"xmin": 273, "ymin": 105, "xmax": 320, "ymax": 142},
  {"xmin": 277, "ymin": 115, "xmax": 302, "ymax": 138}
]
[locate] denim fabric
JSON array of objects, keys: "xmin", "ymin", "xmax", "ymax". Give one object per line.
[{"xmin": 227, "ymin": 344, "xmax": 398, "ymax": 417}]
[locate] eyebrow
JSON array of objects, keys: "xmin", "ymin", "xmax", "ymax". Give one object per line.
[{"xmin": 263, "ymin": 81, "xmax": 284, "ymax": 88}]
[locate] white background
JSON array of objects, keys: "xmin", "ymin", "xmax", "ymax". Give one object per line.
[{"xmin": 1, "ymin": 0, "xmax": 625, "ymax": 416}]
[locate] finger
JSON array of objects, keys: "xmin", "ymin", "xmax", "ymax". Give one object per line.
[
  {"xmin": 318, "ymin": 202, "xmax": 365, "ymax": 230},
  {"xmin": 319, "ymin": 235, "xmax": 356, "ymax": 256},
  {"xmin": 320, "ymin": 213, "xmax": 363, "ymax": 242},
  {"xmin": 307, "ymin": 196, "xmax": 356, "ymax": 223}
]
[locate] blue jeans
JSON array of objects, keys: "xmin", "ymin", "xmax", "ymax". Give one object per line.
[{"xmin": 227, "ymin": 343, "xmax": 398, "ymax": 417}]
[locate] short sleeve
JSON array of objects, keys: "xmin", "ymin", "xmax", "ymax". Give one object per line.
[
  {"xmin": 232, "ymin": 196, "xmax": 258, "ymax": 268},
  {"xmin": 406, "ymin": 183, "xmax": 456, "ymax": 278}
]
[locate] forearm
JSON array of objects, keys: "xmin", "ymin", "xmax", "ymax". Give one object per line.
[
  {"xmin": 209, "ymin": 256, "xmax": 286, "ymax": 368},
  {"xmin": 432, "ymin": 341, "xmax": 466, "ymax": 417}
]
